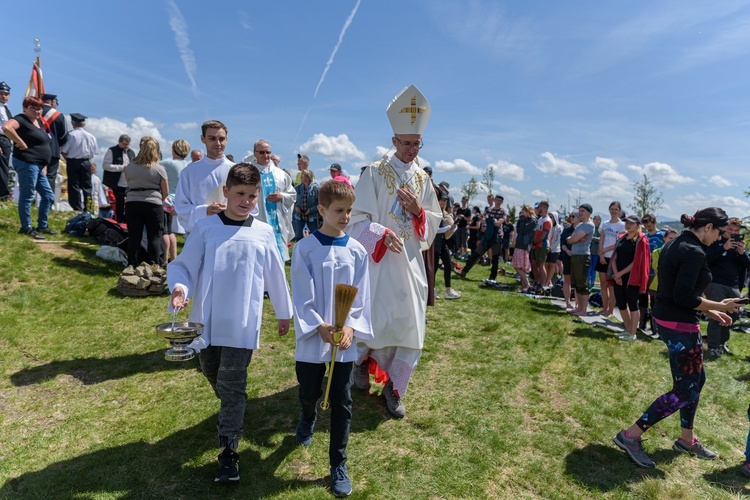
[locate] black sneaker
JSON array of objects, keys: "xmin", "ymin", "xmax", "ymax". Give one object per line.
[
  {"xmin": 18, "ymin": 228, "xmax": 46, "ymax": 240},
  {"xmin": 36, "ymin": 226, "xmax": 58, "ymax": 235},
  {"xmin": 215, "ymin": 448, "xmax": 240, "ymax": 483}
]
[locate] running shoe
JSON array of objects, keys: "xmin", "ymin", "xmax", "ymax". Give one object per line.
[
  {"xmin": 673, "ymin": 438, "xmax": 717, "ymax": 460},
  {"xmin": 613, "ymin": 430, "xmax": 655, "ymax": 468}
]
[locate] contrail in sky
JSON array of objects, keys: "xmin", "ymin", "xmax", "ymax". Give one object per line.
[
  {"xmin": 166, "ymin": 0, "xmax": 199, "ymax": 97},
  {"xmin": 313, "ymin": 0, "xmax": 361, "ymax": 98}
]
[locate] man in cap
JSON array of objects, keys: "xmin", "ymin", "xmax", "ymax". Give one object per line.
[
  {"xmin": 102, "ymin": 134, "xmax": 135, "ymax": 221},
  {"xmin": 329, "ymin": 163, "xmax": 343, "ymax": 179},
  {"xmin": 347, "ymin": 85, "xmax": 441, "ymax": 418},
  {"xmin": 565, "ymin": 203, "xmax": 595, "ymax": 316},
  {"xmin": 61, "ymin": 113, "xmax": 99, "ymax": 211},
  {"xmin": 40, "ymin": 94, "xmax": 67, "ymax": 197},
  {"xmin": 245, "ymin": 139, "xmax": 295, "ymax": 261},
  {"xmin": 437, "ymin": 180, "xmax": 453, "ymax": 207},
  {"xmin": 0, "ymin": 82, "xmax": 12, "ymax": 201}
]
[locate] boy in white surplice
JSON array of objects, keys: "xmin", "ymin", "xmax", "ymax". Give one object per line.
[
  {"xmin": 168, "ymin": 163, "xmax": 292, "ymax": 484},
  {"xmin": 291, "ymin": 179, "xmax": 372, "ymax": 497}
]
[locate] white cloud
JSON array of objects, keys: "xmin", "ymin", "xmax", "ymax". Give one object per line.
[
  {"xmin": 709, "ymin": 175, "xmax": 733, "ymax": 187},
  {"xmin": 594, "ymin": 157, "xmax": 618, "ymax": 170},
  {"xmin": 496, "ymin": 183, "xmax": 521, "ymax": 197},
  {"xmin": 599, "ymin": 169, "xmax": 630, "ymax": 184},
  {"xmin": 299, "ymin": 133, "xmax": 365, "ymax": 161},
  {"xmin": 628, "ymin": 161, "xmax": 694, "ymax": 187},
  {"xmin": 373, "ymin": 146, "xmax": 390, "ymax": 160},
  {"xmin": 677, "ymin": 193, "xmax": 750, "ymax": 215},
  {"xmin": 536, "ymin": 152, "xmax": 587, "ymax": 179},
  {"xmin": 174, "ymin": 121, "xmax": 198, "ymax": 130},
  {"xmin": 166, "ymin": 0, "xmax": 198, "ymax": 96},
  {"xmin": 488, "ymin": 160, "xmax": 524, "ymax": 181},
  {"xmin": 87, "ymin": 116, "xmax": 167, "ymax": 150},
  {"xmin": 531, "ymin": 189, "xmax": 549, "ymax": 198},
  {"xmin": 434, "ymin": 158, "xmax": 483, "ymax": 175}
]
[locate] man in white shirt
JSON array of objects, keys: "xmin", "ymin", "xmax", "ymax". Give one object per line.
[
  {"xmin": 61, "ymin": 113, "xmax": 99, "ymax": 211},
  {"xmin": 174, "ymin": 120, "xmax": 233, "ymax": 233}
]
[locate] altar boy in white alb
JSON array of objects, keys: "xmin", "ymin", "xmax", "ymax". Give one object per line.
[
  {"xmin": 173, "ymin": 120, "xmax": 234, "ymax": 233},
  {"xmin": 291, "ymin": 179, "xmax": 372, "ymax": 497},
  {"xmin": 347, "ymin": 85, "xmax": 441, "ymax": 418},
  {"xmin": 168, "ymin": 163, "xmax": 292, "ymax": 484}
]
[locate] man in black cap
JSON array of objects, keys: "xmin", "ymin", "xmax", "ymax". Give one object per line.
[
  {"xmin": 40, "ymin": 93, "xmax": 68, "ymax": 198},
  {"xmin": 329, "ymin": 162, "xmax": 342, "ymax": 179},
  {"xmin": 0, "ymin": 82, "xmax": 12, "ymax": 201},
  {"xmin": 61, "ymin": 113, "xmax": 99, "ymax": 211}
]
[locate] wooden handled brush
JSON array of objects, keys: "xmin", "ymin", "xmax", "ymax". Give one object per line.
[{"xmin": 320, "ymin": 284, "xmax": 359, "ymax": 410}]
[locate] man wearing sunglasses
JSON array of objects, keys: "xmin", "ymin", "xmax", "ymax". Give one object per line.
[{"xmin": 246, "ymin": 139, "xmax": 295, "ymax": 262}]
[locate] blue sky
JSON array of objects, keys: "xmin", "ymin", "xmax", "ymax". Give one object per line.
[{"xmin": 2, "ymin": 0, "xmax": 750, "ymax": 219}]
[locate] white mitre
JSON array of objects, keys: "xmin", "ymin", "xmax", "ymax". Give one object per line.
[{"xmin": 386, "ymin": 84, "xmax": 431, "ymax": 135}]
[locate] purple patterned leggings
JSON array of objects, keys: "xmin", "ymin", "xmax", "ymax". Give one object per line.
[{"xmin": 635, "ymin": 327, "xmax": 705, "ymax": 431}]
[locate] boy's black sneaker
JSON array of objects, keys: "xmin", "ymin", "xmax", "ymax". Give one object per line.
[{"xmin": 215, "ymin": 448, "xmax": 240, "ymax": 483}]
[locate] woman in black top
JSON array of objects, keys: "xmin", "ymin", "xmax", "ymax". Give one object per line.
[
  {"xmin": 613, "ymin": 207, "xmax": 741, "ymax": 468},
  {"xmin": 1, "ymin": 96, "xmax": 54, "ymax": 239},
  {"xmin": 467, "ymin": 206, "xmax": 482, "ymax": 253}
]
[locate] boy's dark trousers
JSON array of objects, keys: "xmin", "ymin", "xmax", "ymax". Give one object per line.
[
  {"xmin": 199, "ymin": 345, "xmax": 253, "ymax": 449},
  {"xmin": 296, "ymin": 360, "xmax": 353, "ymax": 467}
]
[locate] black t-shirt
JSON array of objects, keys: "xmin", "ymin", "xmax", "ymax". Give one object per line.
[
  {"xmin": 456, "ymin": 207, "xmax": 471, "ymax": 227},
  {"xmin": 614, "ymin": 236, "xmax": 636, "ymax": 271},
  {"xmin": 12, "ymin": 113, "xmax": 51, "ymax": 166}
]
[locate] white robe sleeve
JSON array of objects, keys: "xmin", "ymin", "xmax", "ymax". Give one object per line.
[
  {"xmin": 167, "ymin": 223, "xmax": 206, "ymax": 302},
  {"xmin": 344, "ymin": 247, "xmax": 373, "ymax": 341},
  {"xmin": 291, "ymin": 243, "xmax": 325, "ymax": 341},
  {"xmin": 263, "ymin": 228, "xmax": 293, "ymax": 320},
  {"xmin": 174, "ymin": 171, "xmax": 208, "ymax": 233}
]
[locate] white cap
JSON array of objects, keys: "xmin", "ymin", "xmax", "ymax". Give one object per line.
[{"xmin": 386, "ymin": 84, "xmax": 431, "ymax": 135}]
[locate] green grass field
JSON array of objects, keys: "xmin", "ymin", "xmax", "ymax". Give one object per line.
[{"xmin": 1, "ymin": 204, "xmax": 750, "ymax": 499}]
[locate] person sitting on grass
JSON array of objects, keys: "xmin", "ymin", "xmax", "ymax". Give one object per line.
[
  {"xmin": 291, "ymin": 179, "xmax": 373, "ymax": 497},
  {"xmin": 168, "ymin": 163, "xmax": 293, "ymax": 484}
]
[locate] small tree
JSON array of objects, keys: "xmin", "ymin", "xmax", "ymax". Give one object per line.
[
  {"xmin": 481, "ymin": 165, "xmax": 496, "ymax": 196},
  {"xmin": 507, "ymin": 205, "xmax": 518, "ymax": 224},
  {"xmin": 460, "ymin": 177, "xmax": 480, "ymax": 205},
  {"xmin": 629, "ymin": 174, "xmax": 663, "ymax": 217}
]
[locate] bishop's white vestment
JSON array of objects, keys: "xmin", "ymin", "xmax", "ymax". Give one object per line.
[{"xmin": 347, "ymin": 153, "xmax": 441, "ymax": 394}]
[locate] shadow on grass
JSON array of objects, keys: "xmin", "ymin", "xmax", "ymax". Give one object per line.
[
  {"xmin": 569, "ymin": 325, "xmax": 614, "ymax": 342},
  {"xmin": 564, "ymin": 443, "xmax": 667, "ymax": 492},
  {"xmin": 10, "ymin": 349, "xmax": 192, "ymax": 386},
  {"xmin": 51, "ymin": 254, "xmax": 120, "ymax": 277},
  {"xmin": 703, "ymin": 465, "xmax": 750, "ymax": 495},
  {"xmin": 1, "ymin": 383, "xmax": 389, "ymax": 498}
]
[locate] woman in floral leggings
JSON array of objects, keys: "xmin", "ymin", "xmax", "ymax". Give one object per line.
[{"xmin": 613, "ymin": 208, "xmax": 741, "ymax": 468}]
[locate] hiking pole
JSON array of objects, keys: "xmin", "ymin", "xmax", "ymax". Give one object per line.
[{"xmin": 320, "ymin": 284, "xmax": 359, "ymax": 410}]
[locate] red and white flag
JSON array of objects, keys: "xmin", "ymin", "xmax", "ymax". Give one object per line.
[{"xmin": 24, "ymin": 59, "xmax": 45, "ymax": 98}]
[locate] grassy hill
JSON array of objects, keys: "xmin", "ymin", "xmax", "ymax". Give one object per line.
[{"xmin": 1, "ymin": 204, "xmax": 749, "ymax": 498}]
